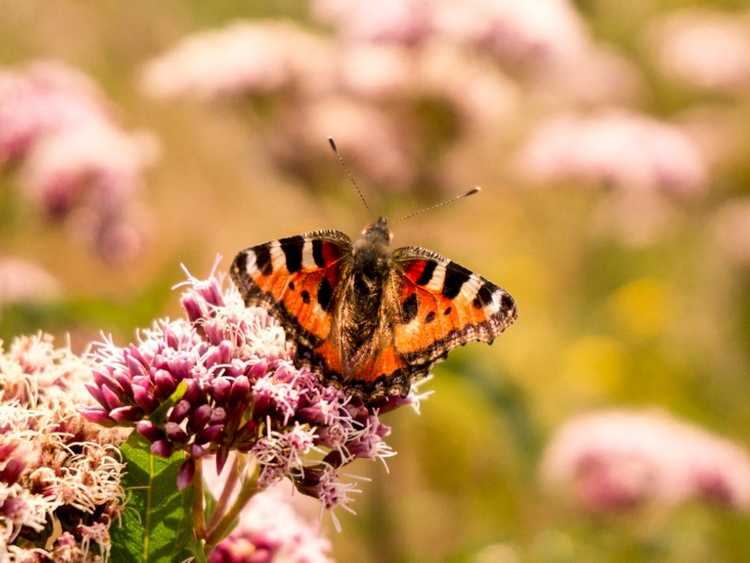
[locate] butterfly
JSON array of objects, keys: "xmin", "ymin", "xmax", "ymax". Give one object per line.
[{"xmin": 230, "ymin": 215, "xmax": 517, "ymax": 403}]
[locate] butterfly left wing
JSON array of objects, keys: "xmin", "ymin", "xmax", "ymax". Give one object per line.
[
  {"xmin": 390, "ymin": 245, "xmax": 517, "ymax": 373},
  {"xmin": 230, "ymin": 230, "xmax": 352, "ymax": 353}
]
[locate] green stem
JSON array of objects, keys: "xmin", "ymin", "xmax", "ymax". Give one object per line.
[
  {"xmin": 206, "ymin": 454, "xmax": 245, "ymax": 533},
  {"xmin": 193, "ymin": 458, "xmax": 206, "ymax": 540},
  {"xmin": 205, "ymin": 460, "xmax": 258, "ymax": 548}
]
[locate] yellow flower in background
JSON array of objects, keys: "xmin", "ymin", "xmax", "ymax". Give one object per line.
[
  {"xmin": 608, "ymin": 277, "xmax": 671, "ymax": 339},
  {"xmin": 562, "ymin": 335, "xmax": 628, "ymax": 400}
]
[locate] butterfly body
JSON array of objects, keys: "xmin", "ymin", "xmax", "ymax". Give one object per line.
[{"xmin": 231, "ymin": 216, "xmax": 517, "ymax": 403}]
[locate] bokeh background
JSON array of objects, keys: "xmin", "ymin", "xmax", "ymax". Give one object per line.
[{"xmin": 3, "ymin": 1, "xmax": 750, "ymax": 561}]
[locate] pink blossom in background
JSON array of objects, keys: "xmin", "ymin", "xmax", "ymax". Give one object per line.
[
  {"xmin": 409, "ymin": 41, "xmax": 520, "ymax": 132},
  {"xmin": 541, "ymin": 409, "xmax": 750, "ymax": 513},
  {"xmin": 141, "ymin": 21, "xmax": 334, "ymax": 100},
  {"xmin": 336, "ymin": 44, "xmax": 415, "ymax": 100},
  {"xmin": 515, "ymin": 110, "xmax": 708, "ymax": 198},
  {"xmin": 268, "ymin": 96, "xmax": 416, "ymax": 189},
  {"xmin": 712, "ymin": 199, "xmax": 750, "ymax": 267},
  {"xmin": 0, "ymin": 60, "xmax": 109, "ymax": 163},
  {"xmin": 21, "ymin": 123, "xmax": 157, "ymax": 262},
  {"xmin": 433, "ymin": 0, "xmax": 588, "ymax": 70},
  {"xmin": 313, "ymin": 0, "xmax": 434, "ymax": 47},
  {"xmin": 648, "ymin": 9, "xmax": 750, "ymax": 93},
  {"xmin": 205, "ymin": 475, "xmax": 333, "ymax": 563},
  {"xmin": 0, "ymin": 60, "xmax": 158, "ymax": 263},
  {"xmin": 0, "ymin": 257, "xmax": 59, "ymax": 308},
  {"xmin": 314, "ymin": 0, "xmax": 588, "ymax": 71}
]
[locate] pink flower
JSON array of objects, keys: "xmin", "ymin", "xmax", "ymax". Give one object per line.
[
  {"xmin": 207, "ymin": 480, "xmax": 333, "ymax": 563},
  {"xmin": 0, "ymin": 60, "xmax": 158, "ymax": 262},
  {"xmin": 21, "ymin": 124, "xmax": 157, "ymax": 262},
  {"xmin": 83, "ymin": 266, "xmax": 416, "ymax": 518},
  {"xmin": 141, "ymin": 21, "xmax": 334, "ymax": 100},
  {"xmin": 434, "ymin": 0, "xmax": 588, "ymax": 70},
  {"xmin": 516, "ymin": 109, "xmax": 708, "ymax": 198},
  {"xmin": 0, "ymin": 257, "xmax": 60, "ymax": 308},
  {"xmin": 267, "ymin": 96, "xmax": 415, "ymax": 190},
  {"xmin": 648, "ymin": 9, "xmax": 750, "ymax": 92},
  {"xmin": 313, "ymin": 0, "xmax": 434, "ymax": 46},
  {"xmin": 0, "ymin": 60, "xmax": 109, "ymax": 163},
  {"xmin": 0, "ymin": 333, "xmax": 126, "ymax": 560},
  {"xmin": 541, "ymin": 409, "xmax": 750, "ymax": 513}
]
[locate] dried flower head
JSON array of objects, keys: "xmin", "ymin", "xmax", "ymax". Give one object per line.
[
  {"xmin": 541, "ymin": 409, "xmax": 750, "ymax": 513},
  {"xmin": 0, "ymin": 334, "xmax": 126, "ymax": 561}
]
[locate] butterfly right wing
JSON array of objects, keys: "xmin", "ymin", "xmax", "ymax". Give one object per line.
[{"xmin": 230, "ymin": 230, "xmax": 352, "ymax": 358}]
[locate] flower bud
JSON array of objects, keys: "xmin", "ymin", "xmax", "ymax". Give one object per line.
[
  {"xmin": 153, "ymin": 369, "xmax": 177, "ymax": 398},
  {"xmin": 188, "ymin": 404, "xmax": 212, "ymax": 432},
  {"xmin": 136, "ymin": 420, "xmax": 164, "ymax": 443},
  {"xmin": 169, "ymin": 399, "xmax": 192, "ymax": 423},
  {"xmin": 151, "ymin": 440, "xmax": 173, "ymax": 458},
  {"xmin": 109, "ymin": 405, "xmax": 144, "ymax": 423},
  {"xmin": 177, "ymin": 458, "xmax": 195, "ymax": 490},
  {"xmin": 165, "ymin": 422, "xmax": 188, "ymax": 443}
]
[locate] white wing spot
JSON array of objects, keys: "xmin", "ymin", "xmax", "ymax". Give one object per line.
[
  {"xmin": 245, "ymin": 250, "xmax": 258, "ymax": 274},
  {"xmin": 269, "ymin": 241, "xmax": 286, "ymax": 270}
]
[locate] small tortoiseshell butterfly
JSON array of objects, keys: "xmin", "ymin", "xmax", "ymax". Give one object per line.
[{"xmin": 230, "ymin": 144, "xmax": 517, "ymax": 403}]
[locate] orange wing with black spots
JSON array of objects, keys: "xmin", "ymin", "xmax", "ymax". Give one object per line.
[
  {"xmin": 230, "ymin": 230, "xmax": 351, "ymax": 351},
  {"xmin": 391, "ymin": 246, "xmax": 517, "ymax": 370}
]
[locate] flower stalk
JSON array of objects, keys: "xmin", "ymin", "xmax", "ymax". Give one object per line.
[{"xmin": 205, "ymin": 457, "xmax": 259, "ymax": 548}]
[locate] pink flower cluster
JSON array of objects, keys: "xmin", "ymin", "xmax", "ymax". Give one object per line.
[
  {"xmin": 0, "ymin": 60, "xmax": 158, "ymax": 262},
  {"xmin": 541, "ymin": 409, "xmax": 750, "ymax": 513},
  {"xmin": 207, "ymin": 477, "xmax": 333, "ymax": 563},
  {"xmin": 516, "ymin": 109, "xmax": 707, "ymax": 198},
  {"xmin": 313, "ymin": 0, "xmax": 587, "ymax": 68},
  {"xmin": 0, "ymin": 257, "xmax": 59, "ymax": 308},
  {"xmin": 515, "ymin": 109, "xmax": 709, "ymax": 245},
  {"xmin": 82, "ymin": 267, "xmax": 420, "ymax": 519},
  {"xmin": 140, "ymin": 19, "xmax": 519, "ymax": 192},
  {"xmin": 0, "ymin": 333, "xmax": 126, "ymax": 561},
  {"xmin": 648, "ymin": 9, "xmax": 750, "ymax": 93}
]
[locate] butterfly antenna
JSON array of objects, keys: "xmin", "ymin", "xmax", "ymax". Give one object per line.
[
  {"xmin": 328, "ymin": 137, "xmax": 371, "ymax": 215},
  {"xmin": 398, "ymin": 187, "xmax": 482, "ymax": 222}
]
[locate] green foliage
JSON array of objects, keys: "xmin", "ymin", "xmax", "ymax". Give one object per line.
[
  {"xmin": 110, "ymin": 381, "xmax": 199, "ymax": 562},
  {"xmin": 110, "ymin": 432, "xmax": 197, "ymax": 563}
]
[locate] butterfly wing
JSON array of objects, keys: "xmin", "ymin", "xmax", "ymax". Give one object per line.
[
  {"xmin": 230, "ymin": 230, "xmax": 352, "ymax": 354},
  {"xmin": 391, "ymin": 245, "xmax": 517, "ymax": 371}
]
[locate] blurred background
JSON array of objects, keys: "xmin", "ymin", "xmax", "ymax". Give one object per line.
[{"xmin": 3, "ymin": 1, "xmax": 750, "ymax": 561}]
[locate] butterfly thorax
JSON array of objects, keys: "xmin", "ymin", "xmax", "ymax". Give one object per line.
[{"xmin": 337, "ymin": 217, "xmax": 394, "ymax": 377}]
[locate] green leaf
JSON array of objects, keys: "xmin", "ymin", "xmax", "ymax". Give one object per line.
[{"xmin": 110, "ymin": 432, "xmax": 197, "ymax": 563}]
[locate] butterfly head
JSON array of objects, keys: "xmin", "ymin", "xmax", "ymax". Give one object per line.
[
  {"xmin": 360, "ymin": 216, "xmax": 393, "ymax": 247},
  {"xmin": 353, "ymin": 217, "xmax": 393, "ymax": 273}
]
